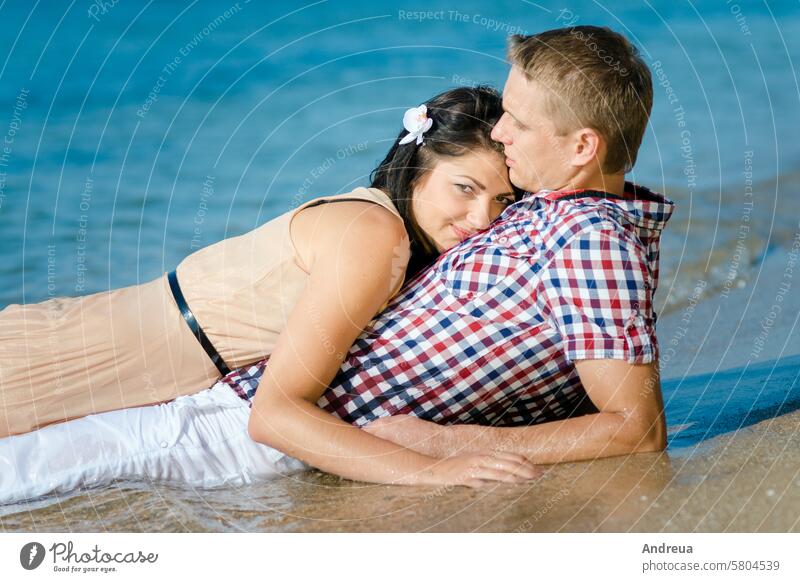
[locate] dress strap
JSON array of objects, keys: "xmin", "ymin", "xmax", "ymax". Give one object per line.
[{"xmin": 167, "ymin": 270, "xmax": 231, "ymax": 376}]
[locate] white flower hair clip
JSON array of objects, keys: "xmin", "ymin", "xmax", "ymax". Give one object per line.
[{"xmin": 399, "ymin": 104, "xmax": 434, "ymax": 146}]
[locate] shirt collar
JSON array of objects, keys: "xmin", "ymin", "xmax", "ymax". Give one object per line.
[{"xmin": 521, "ymin": 181, "xmax": 661, "ymax": 203}]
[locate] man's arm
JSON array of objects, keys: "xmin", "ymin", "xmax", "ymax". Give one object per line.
[
  {"xmin": 364, "ymin": 359, "xmax": 666, "ymax": 463},
  {"xmin": 442, "ymin": 359, "xmax": 666, "ymax": 463},
  {"xmin": 364, "ymin": 226, "xmax": 667, "ymax": 463}
]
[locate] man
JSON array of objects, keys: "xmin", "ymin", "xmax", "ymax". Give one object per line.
[{"xmin": 236, "ymin": 26, "xmax": 673, "ymax": 464}]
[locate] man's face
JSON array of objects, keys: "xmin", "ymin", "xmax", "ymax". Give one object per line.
[{"xmin": 491, "ymin": 66, "xmax": 575, "ymax": 193}]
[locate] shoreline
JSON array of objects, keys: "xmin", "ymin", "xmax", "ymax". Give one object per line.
[{"xmin": 657, "ymin": 170, "xmax": 800, "ymax": 318}]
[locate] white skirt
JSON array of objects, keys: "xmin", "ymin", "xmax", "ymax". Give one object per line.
[{"xmin": 0, "ymin": 380, "xmax": 311, "ymax": 505}]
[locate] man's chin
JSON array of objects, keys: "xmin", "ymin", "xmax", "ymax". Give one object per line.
[{"xmin": 508, "ymin": 168, "xmax": 538, "ymax": 193}]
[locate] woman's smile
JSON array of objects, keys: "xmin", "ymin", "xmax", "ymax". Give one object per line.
[
  {"xmin": 411, "ymin": 149, "xmax": 516, "ymax": 253},
  {"xmin": 451, "ymin": 224, "xmax": 478, "ymax": 242}
]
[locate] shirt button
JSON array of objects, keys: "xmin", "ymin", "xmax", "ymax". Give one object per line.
[
  {"xmin": 498, "ymin": 236, "xmax": 509, "ymax": 244},
  {"xmin": 160, "ymin": 441, "xmax": 168, "ymax": 448}
]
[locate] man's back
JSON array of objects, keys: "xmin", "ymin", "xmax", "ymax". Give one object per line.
[{"xmin": 224, "ymin": 182, "xmax": 673, "ymax": 429}]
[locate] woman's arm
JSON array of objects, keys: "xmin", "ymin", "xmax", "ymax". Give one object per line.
[{"xmin": 248, "ymin": 201, "xmax": 537, "ymax": 487}]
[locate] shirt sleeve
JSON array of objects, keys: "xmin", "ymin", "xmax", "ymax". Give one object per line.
[{"xmin": 534, "ymin": 227, "xmax": 659, "ymax": 364}]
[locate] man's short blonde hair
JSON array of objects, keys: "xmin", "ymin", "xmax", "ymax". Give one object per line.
[{"xmin": 508, "ymin": 26, "xmax": 653, "ymax": 174}]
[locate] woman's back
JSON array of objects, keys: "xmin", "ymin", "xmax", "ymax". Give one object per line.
[
  {"xmin": 176, "ymin": 186, "xmax": 407, "ymax": 369},
  {"xmin": 0, "ymin": 187, "xmax": 407, "ymax": 437}
]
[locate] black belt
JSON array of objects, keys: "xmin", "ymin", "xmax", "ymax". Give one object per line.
[{"xmin": 167, "ymin": 270, "xmax": 231, "ymax": 376}]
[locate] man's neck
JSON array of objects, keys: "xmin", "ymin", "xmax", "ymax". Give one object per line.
[{"xmin": 558, "ymin": 172, "xmax": 625, "ymax": 197}]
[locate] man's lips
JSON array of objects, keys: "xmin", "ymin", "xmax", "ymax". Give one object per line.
[
  {"xmin": 505, "ymin": 156, "xmax": 515, "ymax": 167},
  {"xmin": 451, "ymin": 224, "xmax": 477, "ymax": 241}
]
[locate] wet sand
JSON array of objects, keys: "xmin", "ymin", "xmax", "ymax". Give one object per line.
[
  {"xmin": 2, "ymin": 410, "xmax": 797, "ymax": 532},
  {"xmin": 2, "ymin": 236, "xmax": 798, "ymax": 532}
]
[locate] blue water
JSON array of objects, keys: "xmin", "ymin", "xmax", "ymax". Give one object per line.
[
  {"xmin": 0, "ymin": 0, "xmax": 798, "ymax": 307},
  {"xmin": 664, "ymin": 354, "xmax": 800, "ymax": 449}
]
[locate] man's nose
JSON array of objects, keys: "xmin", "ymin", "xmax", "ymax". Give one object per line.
[{"xmin": 491, "ymin": 114, "xmax": 512, "ymax": 144}]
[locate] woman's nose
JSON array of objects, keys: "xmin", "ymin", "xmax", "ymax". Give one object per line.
[{"xmin": 466, "ymin": 200, "xmax": 493, "ymax": 230}]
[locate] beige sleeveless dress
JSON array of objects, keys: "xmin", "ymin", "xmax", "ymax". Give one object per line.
[{"xmin": 0, "ymin": 187, "xmax": 406, "ymax": 437}]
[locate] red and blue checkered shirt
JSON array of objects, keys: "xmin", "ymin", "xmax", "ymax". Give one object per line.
[{"xmin": 220, "ymin": 182, "xmax": 674, "ymax": 427}]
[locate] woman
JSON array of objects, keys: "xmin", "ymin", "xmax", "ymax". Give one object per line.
[{"xmin": 0, "ymin": 86, "xmax": 538, "ymax": 500}]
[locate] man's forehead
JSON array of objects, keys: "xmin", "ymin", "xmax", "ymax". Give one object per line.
[
  {"xmin": 504, "ymin": 66, "xmax": 527, "ymax": 97},
  {"xmin": 504, "ymin": 67, "xmax": 541, "ymax": 115}
]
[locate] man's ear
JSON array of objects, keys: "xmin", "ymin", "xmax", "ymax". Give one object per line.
[{"xmin": 570, "ymin": 127, "xmax": 604, "ymax": 167}]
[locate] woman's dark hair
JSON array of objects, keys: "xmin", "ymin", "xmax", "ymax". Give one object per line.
[{"xmin": 370, "ymin": 85, "xmax": 515, "ymax": 278}]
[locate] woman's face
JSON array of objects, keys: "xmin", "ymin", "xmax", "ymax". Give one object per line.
[{"xmin": 412, "ymin": 148, "xmax": 516, "ymax": 252}]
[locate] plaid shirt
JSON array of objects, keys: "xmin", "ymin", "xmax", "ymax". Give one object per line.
[{"xmin": 221, "ymin": 182, "xmax": 673, "ymax": 427}]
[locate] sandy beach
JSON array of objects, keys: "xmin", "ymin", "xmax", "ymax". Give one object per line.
[{"xmin": 2, "ymin": 233, "xmax": 797, "ymax": 532}]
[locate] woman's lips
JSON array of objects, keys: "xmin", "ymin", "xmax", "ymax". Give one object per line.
[{"xmin": 451, "ymin": 224, "xmax": 477, "ymax": 241}]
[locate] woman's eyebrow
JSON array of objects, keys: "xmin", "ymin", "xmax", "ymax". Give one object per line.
[{"xmin": 454, "ymin": 174, "xmax": 486, "ymax": 190}]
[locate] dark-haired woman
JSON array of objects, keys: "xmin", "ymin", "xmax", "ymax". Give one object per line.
[{"xmin": 0, "ymin": 87, "xmax": 539, "ymax": 492}]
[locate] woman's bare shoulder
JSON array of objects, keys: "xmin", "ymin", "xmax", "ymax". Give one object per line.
[{"xmin": 291, "ymin": 198, "xmax": 409, "ymax": 271}]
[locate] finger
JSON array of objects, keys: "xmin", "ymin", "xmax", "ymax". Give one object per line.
[
  {"xmin": 470, "ymin": 457, "xmax": 534, "ymax": 478},
  {"xmin": 469, "ymin": 466, "xmax": 533, "ymax": 484},
  {"xmin": 488, "ymin": 451, "xmax": 533, "ymax": 464},
  {"xmin": 484, "ymin": 451, "xmax": 534, "ymax": 465},
  {"xmin": 464, "ymin": 478, "xmax": 494, "ymax": 489},
  {"xmin": 476, "ymin": 457, "xmax": 540, "ymax": 480},
  {"xmin": 496, "ymin": 453, "xmax": 544, "ymax": 475}
]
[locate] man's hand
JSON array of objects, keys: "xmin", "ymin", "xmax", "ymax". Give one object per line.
[{"xmin": 362, "ymin": 415, "xmax": 452, "ymax": 458}]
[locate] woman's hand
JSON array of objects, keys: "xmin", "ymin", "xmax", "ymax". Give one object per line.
[
  {"xmin": 363, "ymin": 415, "xmax": 543, "ymax": 488},
  {"xmin": 362, "ymin": 415, "xmax": 452, "ymax": 458},
  {"xmin": 421, "ymin": 451, "xmax": 541, "ymax": 489}
]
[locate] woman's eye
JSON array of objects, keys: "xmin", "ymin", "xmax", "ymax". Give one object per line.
[
  {"xmin": 497, "ymin": 197, "xmax": 514, "ymax": 205},
  {"xmin": 456, "ymin": 183, "xmax": 474, "ymax": 194}
]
